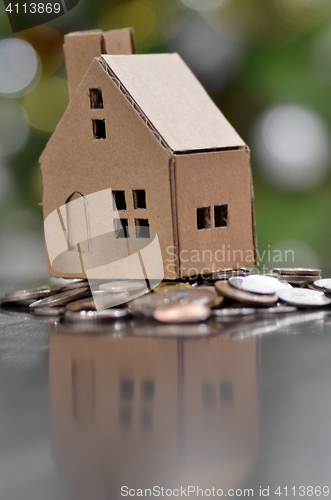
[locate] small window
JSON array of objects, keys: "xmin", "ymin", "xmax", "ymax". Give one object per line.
[
  {"xmin": 89, "ymin": 88, "xmax": 103, "ymax": 109},
  {"xmin": 120, "ymin": 379, "xmax": 134, "ymax": 400},
  {"xmin": 112, "ymin": 190, "xmax": 126, "ymax": 211},
  {"xmin": 220, "ymin": 381, "xmax": 234, "ymax": 406},
  {"xmin": 114, "ymin": 218, "xmax": 129, "ymax": 238},
  {"xmin": 133, "ymin": 189, "xmax": 146, "ymax": 209},
  {"xmin": 135, "ymin": 218, "xmax": 150, "ymax": 238},
  {"xmin": 215, "ymin": 204, "xmax": 228, "ymax": 227},
  {"xmin": 202, "ymin": 383, "xmax": 216, "ymax": 409},
  {"xmin": 197, "ymin": 207, "xmax": 211, "ymax": 230},
  {"xmin": 92, "ymin": 119, "xmax": 106, "ymax": 139},
  {"xmin": 119, "ymin": 407, "xmax": 132, "ymax": 428},
  {"xmin": 141, "ymin": 380, "xmax": 155, "ymax": 402},
  {"xmin": 140, "ymin": 408, "xmax": 153, "ymax": 431}
]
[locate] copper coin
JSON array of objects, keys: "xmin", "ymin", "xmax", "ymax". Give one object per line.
[
  {"xmin": 215, "ymin": 281, "xmax": 278, "ymax": 306},
  {"xmin": 153, "ymin": 303, "xmax": 211, "ymax": 323}
]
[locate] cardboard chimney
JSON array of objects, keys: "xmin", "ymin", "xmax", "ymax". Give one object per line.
[{"xmin": 40, "ymin": 28, "xmax": 257, "ymax": 280}]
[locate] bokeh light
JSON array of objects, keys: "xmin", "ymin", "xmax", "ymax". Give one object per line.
[
  {"xmin": 0, "ymin": 100, "xmax": 30, "ymax": 156},
  {"xmin": 98, "ymin": 0, "xmax": 157, "ymax": 45},
  {"xmin": 0, "ymin": 159, "xmax": 15, "ymax": 204},
  {"xmin": 22, "ymin": 76, "xmax": 69, "ymax": 132},
  {"xmin": 0, "ymin": 209, "xmax": 47, "ymax": 278},
  {"xmin": 180, "ymin": 0, "xmax": 227, "ymax": 12},
  {"xmin": 167, "ymin": 13, "xmax": 243, "ymax": 93},
  {"xmin": 253, "ymin": 105, "xmax": 331, "ymax": 190},
  {"xmin": 0, "ymin": 39, "xmax": 40, "ymax": 97},
  {"xmin": 17, "ymin": 26, "xmax": 64, "ymax": 79}
]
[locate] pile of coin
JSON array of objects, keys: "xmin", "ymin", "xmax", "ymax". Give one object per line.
[{"xmin": 1, "ymin": 267, "xmax": 331, "ymax": 328}]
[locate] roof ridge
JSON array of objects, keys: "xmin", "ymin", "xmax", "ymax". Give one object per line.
[{"xmin": 98, "ymin": 56, "xmax": 173, "ymax": 154}]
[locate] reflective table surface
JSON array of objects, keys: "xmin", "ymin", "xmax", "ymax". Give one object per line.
[{"xmin": 1, "ymin": 278, "xmax": 331, "ymax": 499}]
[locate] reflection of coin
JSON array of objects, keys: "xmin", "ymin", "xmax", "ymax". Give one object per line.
[
  {"xmin": 254, "ymin": 305, "xmax": 298, "ymax": 315},
  {"xmin": 99, "ymin": 280, "xmax": 147, "ymax": 293},
  {"xmin": 33, "ymin": 307, "xmax": 65, "ymax": 317},
  {"xmin": 229, "ymin": 277, "xmax": 275, "ymax": 295},
  {"xmin": 29, "ymin": 287, "xmax": 90, "ymax": 309},
  {"xmin": 277, "ymin": 288, "xmax": 331, "ymax": 307},
  {"xmin": 215, "ymin": 281, "xmax": 278, "ymax": 306},
  {"xmin": 212, "ymin": 307, "xmax": 256, "ymax": 317},
  {"xmin": 153, "ymin": 303, "xmax": 211, "ymax": 323},
  {"xmin": 64, "ymin": 308, "xmax": 129, "ymax": 321}
]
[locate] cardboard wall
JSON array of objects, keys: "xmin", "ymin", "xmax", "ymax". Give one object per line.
[
  {"xmin": 41, "ymin": 58, "xmax": 176, "ymax": 279},
  {"xmin": 174, "ymin": 149, "xmax": 257, "ymax": 277},
  {"xmin": 64, "ymin": 28, "xmax": 136, "ymax": 98}
]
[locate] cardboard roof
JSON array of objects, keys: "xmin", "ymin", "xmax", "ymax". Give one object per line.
[{"xmin": 101, "ymin": 53, "xmax": 246, "ymax": 153}]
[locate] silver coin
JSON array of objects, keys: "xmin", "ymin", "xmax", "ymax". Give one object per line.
[
  {"xmin": 29, "ymin": 287, "xmax": 91, "ymax": 309},
  {"xmin": 153, "ymin": 303, "xmax": 211, "ymax": 323},
  {"xmin": 212, "ymin": 307, "xmax": 256, "ymax": 317},
  {"xmin": 215, "ymin": 281, "xmax": 278, "ymax": 306},
  {"xmin": 244, "ymin": 275, "xmax": 292, "ymax": 292},
  {"xmin": 2, "ymin": 286, "xmax": 55, "ymax": 303},
  {"xmin": 273, "ymin": 268, "xmax": 321, "ymax": 276},
  {"xmin": 229, "ymin": 276, "xmax": 275, "ymax": 295},
  {"xmin": 277, "ymin": 275, "xmax": 320, "ymax": 284},
  {"xmin": 277, "ymin": 288, "xmax": 331, "ymax": 307},
  {"xmin": 313, "ymin": 279, "xmax": 331, "ymax": 292},
  {"xmin": 60, "ymin": 281, "xmax": 91, "ymax": 292},
  {"xmin": 33, "ymin": 307, "xmax": 65, "ymax": 317},
  {"xmin": 64, "ymin": 308, "xmax": 128, "ymax": 321}
]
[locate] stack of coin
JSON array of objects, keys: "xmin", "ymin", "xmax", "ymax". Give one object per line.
[
  {"xmin": 273, "ymin": 268, "xmax": 322, "ymax": 284},
  {"xmin": 1, "ymin": 269, "xmax": 331, "ymax": 329}
]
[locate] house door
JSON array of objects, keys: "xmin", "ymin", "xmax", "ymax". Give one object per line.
[{"xmin": 66, "ymin": 191, "xmax": 91, "ymax": 253}]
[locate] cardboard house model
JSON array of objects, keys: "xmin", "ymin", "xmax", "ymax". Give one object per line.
[{"xmin": 40, "ymin": 28, "xmax": 257, "ymax": 280}]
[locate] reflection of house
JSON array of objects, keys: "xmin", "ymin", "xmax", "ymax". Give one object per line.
[
  {"xmin": 40, "ymin": 29, "xmax": 256, "ymax": 280},
  {"xmin": 50, "ymin": 334, "xmax": 259, "ymax": 499}
]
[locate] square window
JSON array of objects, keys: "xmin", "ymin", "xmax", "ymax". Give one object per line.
[
  {"xmin": 202, "ymin": 382, "xmax": 216, "ymax": 409},
  {"xmin": 89, "ymin": 88, "xmax": 103, "ymax": 109},
  {"xmin": 135, "ymin": 218, "xmax": 150, "ymax": 238},
  {"xmin": 119, "ymin": 407, "xmax": 132, "ymax": 428},
  {"xmin": 220, "ymin": 381, "xmax": 234, "ymax": 406},
  {"xmin": 197, "ymin": 207, "xmax": 211, "ymax": 230},
  {"xmin": 112, "ymin": 190, "xmax": 126, "ymax": 211},
  {"xmin": 140, "ymin": 408, "xmax": 153, "ymax": 431},
  {"xmin": 114, "ymin": 218, "xmax": 129, "ymax": 238},
  {"xmin": 92, "ymin": 119, "xmax": 106, "ymax": 139},
  {"xmin": 120, "ymin": 379, "xmax": 134, "ymax": 400},
  {"xmin": 141, "ymin": 380, "xmax": 155, "ymax": 402},
  {"xmin": 133, "ymin": 189, "xmax": 146, "ymax": 209},
  {"xmin": 215, "ymin": 204, "xmax": 228, "ymax": 227}
]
